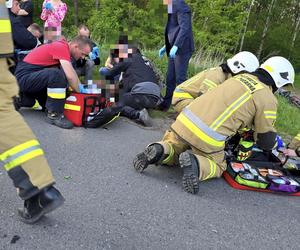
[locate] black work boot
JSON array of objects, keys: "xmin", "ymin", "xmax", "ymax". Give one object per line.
[
  {"xmin": 18, "ymin": 186, "xmax": 65, "ymax": 224},
  {"xmin": 133, "ymin": 144, "xmax": 164, "ymax": 173},
  {"xmin": 179, "ymin": 152, "xmax": 200, "ymax": 194},
  {"xmin": 137, "ymin": 108, "xmax": 152, "ymax": 127},
  {"xmin": 47, "ymin": 111, "xmax": 74, "ymax": 129}
]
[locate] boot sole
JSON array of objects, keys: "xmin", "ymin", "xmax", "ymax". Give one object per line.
[
  {"xmin": 133, "ymin": 146, "xmax": 158, "ymax": 173},
  {"xmin": 18, "ymin": 196, "xmax": 65, "ymax": 224},
  {"xmin": 179, "ymin": 152, "xmax": 199, "ymax": 194}
]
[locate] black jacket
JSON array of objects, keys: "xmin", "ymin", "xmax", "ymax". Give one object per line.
[
  {"xmin": 104, "ymin": 52, "xmax": 159, "ymax": 92},
  {"xmin": 9, "ymin": 13, "xmax": 37, "ymax": 51}
]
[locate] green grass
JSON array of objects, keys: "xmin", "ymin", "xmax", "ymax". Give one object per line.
[
  {"xmin": 295, "ymin": 72, "xmax": 300, "ymax": 90},
  {"xmin": 275, "ymin": 95, "xmax": 300, "ymax": 137}
]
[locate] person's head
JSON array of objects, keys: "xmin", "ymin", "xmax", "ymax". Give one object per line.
[
  {"xmin": 78, "ymin": 24, "xmax": 90, "ymax": 38},
  {"xmin": 6, "ymin": 0, "xmax": 19, "ymax": 14},
  {"xmin": 260, "ymin": 56, "xmax": 295, "ymax": 89},
  {"xmin": 109, "ymin": 35, "xmax": 133, "ymax": 63},
  {"xmin": 27, "ymin": 23, "xmax": 43, "ymax": 39},
  {"xmin": 69, "ymin": 35, "xmax": 92, "ymax": 60},
  {"xmin": 226, "ymin": 51, "xmax": 259, "ymax": 74}
]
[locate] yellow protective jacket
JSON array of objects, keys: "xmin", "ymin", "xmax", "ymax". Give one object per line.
[
  {"xmin": 172, "ymin": 67, "xmax": 231, "ymax": 112},
  {"xmin": 0, "ymin": 0, "xmax": 14, "ymax": 58},
  {"xmin": 171, "ymin": 73, "xmax": 277, "ymax": 153}
]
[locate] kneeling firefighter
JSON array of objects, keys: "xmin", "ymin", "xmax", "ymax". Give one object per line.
[
  {"xmin": 133, "ymin": 56, "xmax": 295, "ymax": 194},
  {"xmin": 172, "ymin": 51, "xmax": 259, "ymax": 113},
  {"xmin": 0, "ymin": 0, "xmax": 64, "ymax": 223}
]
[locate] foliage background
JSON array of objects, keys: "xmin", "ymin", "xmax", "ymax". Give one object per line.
[{"xmin": 32, "ymin": 0, "xmax": 300, "ymax": 136}]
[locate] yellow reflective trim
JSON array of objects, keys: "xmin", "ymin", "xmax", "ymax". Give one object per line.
[
  {"xmin": 264, "ymin": 111, "xmax": 276, "ymax": 114},
  {"xmin": 177, "ymin": 113, "xmax": 225, "ymax": 148},
  {"xmin": 162, "ymin": 143, "xmax": 174, "ymax": 164},
  {"xmin": 265, "ymin": 116, "xmax": 276, "ymax": 119},
  {"xmin": 203, "ymin": 158, "xmax": 216, "ymax": 180},
  {"xmin": 0, "ymin": 20, "xmax": 11, "ymax": 33},
  {"xmin": 295, "ymin": 135, "xmax": 300, "ymax": 141},
  {"xmin": 4, "ymin": 149, "xmax": 44, "ymax": 171},
  {"xmin": 64, "ymin": 104, "xmax": 81, "ymax": 111},
  {"xmin": 173, "ymin": 92, "xmax": 194, "ymax": 99},
  {"xmin": 48, "ymin": 93, "xmax": 66, "ymax": 99},
  {"xmin": 210, "ymin": 92, "xmax": 252, "ymax": 130},
  {"xmin": 263, "ymin": 65, "xmax": 274, "ymax": 73},
  {"xmin": 204, "ymin": 79, "xmax": 217, "ymax": 90},
  {"xmin": 0, "ymin": 139, "xmax": 40, "ymax": 161},
  {"xmin": 179, "ymin": 72, "xmax": 203, "ymax": 87}
]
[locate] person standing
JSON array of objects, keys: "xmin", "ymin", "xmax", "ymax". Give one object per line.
[
  {"xmin": 15, "ymin": 0, "xmax": 33, "ymax": 28},
  {"xmin": 158, "ymin": 0, "xmax": 194, "ymax": 110},
  {"xmin": 40, "ymin": 0, "xmax": 67, "ymax": 43},
  {"xmin": 0, "ymin": 0, "xmax": 64, "ymax": 224}
]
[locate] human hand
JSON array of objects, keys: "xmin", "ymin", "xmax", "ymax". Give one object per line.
[
  {"xmin": 45, "ymin": 2, "xmax": 53, "ymax": 11},
  {"xmin": 169, "ymin": 45, "xmax": 178, "ymax": 58},
  {"xmin": 79, "ymin": 83, "xmax": 88, "ymax": 94},
  {"xmin": 158, "ymin": 46, "xmax": 166, "ymax": 58},
  {"xmin": 280, "ymin": 148, "xmax": 297, "ymax": 157}
]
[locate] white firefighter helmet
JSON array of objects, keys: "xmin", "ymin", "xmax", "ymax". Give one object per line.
[
  {"xmin": 6, "ymin": 0, "xmax": 13, "ymax": 8},
  {"xmin": 227, "ymin": 51, "xmax": 259, "ymax": 74},
  {"xmin": 260, "ymin": 56, "xmax": 295, "ymax": 88}
]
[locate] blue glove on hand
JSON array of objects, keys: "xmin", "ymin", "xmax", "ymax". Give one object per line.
[
  {"xmin": 158, "ymin": 46, "xmax": 166, "ymax": 58},
  {"xmin": 169, "ymin": 45, "xmax": 178, "ymax": 58},
  {"xmin": 79, "ymin": 83, "xmax": 88, "ymax": 94},
  {"xmin": 45, "ymin": 2, "xmax": 53, "ymax": 11},
  {"xmin": 276, "ymin": 135, "xmax": 285, "ymax": 150},
  {"xmin": 89, "ymin": 47, "xmax": 100, "ymax": 60}
]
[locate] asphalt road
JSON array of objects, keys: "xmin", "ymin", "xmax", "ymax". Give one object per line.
[{"xmin": 0, "ymin": 110, "xmax": 299, "ymax": 250}]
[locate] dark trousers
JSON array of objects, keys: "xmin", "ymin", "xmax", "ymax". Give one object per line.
[
  {"xmin": 163, "ymin": 52, "xmax": 192, "ymax": 108},
  {"xmin": 16, "ymin": 62, "xmax": 68, "ymax": 113},
  {"xmin": 116, "ymin": 92, "xmax": 159, "ymax": 119}
]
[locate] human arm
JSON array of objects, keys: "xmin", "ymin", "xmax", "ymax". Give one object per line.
[
  {"xmin": 17, "ymin": 1, "xmax": 33, "ymax": 16},
  {"xmin": 59, "ymin": 60, "xmax": 81, "ymax": 92},
  {"xmin": 253, "ymin": 96, "xmax": 278, "ymax": 151},
  {"xmin": 40, "ymin": 0, "xmax": 49, "ymax": 21},
  {"xmin": 52, "ymin": 3, "xmax": 67, "ymax": 22}
]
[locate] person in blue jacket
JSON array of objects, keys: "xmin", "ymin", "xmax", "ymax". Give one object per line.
[{"xmin": 158, "ymin": 0, "xmax": 194, "ymax": 110}]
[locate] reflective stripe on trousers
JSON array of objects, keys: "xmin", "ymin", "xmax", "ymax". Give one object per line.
[{"xmin": 0, "ymin": 139, "xmax": 44, "ymax": 171}]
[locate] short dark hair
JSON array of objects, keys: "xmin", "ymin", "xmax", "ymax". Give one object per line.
[
  {"xmin": 71, "ymin": 35, "xmax": 92, "ymax": 50},
  {"xmin": 78, "ymin": 24, "xmax": 89, "ymax": 31},
  {"xmin": 29, "ymin": 23, "xmax": 43, "ymax": 35}
]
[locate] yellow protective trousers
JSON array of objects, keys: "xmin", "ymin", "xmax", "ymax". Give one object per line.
[
  {"xmin": 0, "ymin": 59, "xmax": 55, "ymax": 200},
  {"xmin": 158, "ymin": 130, "xmax": 226, "ymax": 181}
]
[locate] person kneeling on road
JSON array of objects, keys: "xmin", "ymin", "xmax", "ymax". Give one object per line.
[
  {"xmin": 15, "ymin": 35, "xmax": 92, "ymax": 129},
  {"xmin": 172, "ymin": 51, "xmax": 259, "ymax": 113},
  {"xmin": 99, "ymin": 40, "xmax": 162, "ymax": 127},
  {"xmin": 133, "ymin": 56, "xmax": 295, "ymax": 194}
]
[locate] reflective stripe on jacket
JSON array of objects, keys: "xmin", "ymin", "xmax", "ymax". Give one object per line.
[
  {"xmin": 171, "ymin": 73, "xmax": 277, "ymax": 153},
  {"xmin": 172, "ymin": 67, "xmax": 231, "ymax": 110},
  {"xmin": 0, "ymin": 1, "xmax": 14, "ymax": 57}
]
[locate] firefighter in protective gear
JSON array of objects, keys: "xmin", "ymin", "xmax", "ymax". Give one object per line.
[
  {"xmin": 0, "ymin": 0, "xmax": 64, "ymax": 224},
  {"xmin": 172, "ymin": 51, "xmax": 259, "ymax": 113},
  {"xmin": 133, "ymin": 56, "xmax": 295, "ymax": 194}
]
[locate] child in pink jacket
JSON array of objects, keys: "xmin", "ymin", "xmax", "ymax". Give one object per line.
[{"xmin": 41, "ymin": 0, "xmax": 67, "ymax": 43}]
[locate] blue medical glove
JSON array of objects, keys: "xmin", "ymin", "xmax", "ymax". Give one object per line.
[
  {"xmin": 45, "ymin": 2, "xmax": 53, "ymax": 11},
  {"xmin": 169, "ymin": 45, "xmax": 178, "ymax": 58},
  {"xmin": 92, "ymin": 47, "xmax": 100, "ymax": 57},
  {"xmin": 158, "ymin": 46, "xmax": 166, "ymax": 58},
  {"xmin": 276, "ymin": 135, "xmax": 285, "ymax": 150},
  {"xmin": 99, "ymin": 67, "xmax": 111, "ymax": 76},
  {"xmin": 89, "ymin": 52, "xmax": 96, "ymax": 60},
  {"xmin": 79, "ymin": 83, "xmax": 88, "ymax": 94}
]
